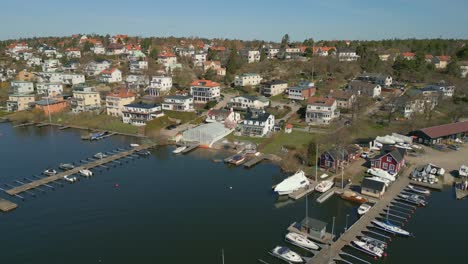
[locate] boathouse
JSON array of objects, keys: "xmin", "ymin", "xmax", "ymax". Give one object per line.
[
  {"xmin": 299, "ymin": 217, "xmax": 327, "ymax": 240},
  {"xmin": 361, "ymin": 178, "xmax": 386, "ymax": 199},
  {"xmin": 409, "ymin": 121, "xmax": 468, "ymax": 145}
]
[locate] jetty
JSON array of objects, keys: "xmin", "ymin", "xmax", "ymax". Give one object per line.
[
  {"xmin": 181, "ymin": 143, "xmax": 200, "ymax": 154},
  {"xmin": 4, "ymin": 143, "xmax": 156, "ymax": 196},
  {"xmin": 13, "ymin": 122, "xmax": 34, "ymax": 128},
  {"xmin": 244, "ymin": 154, "xmax": 281, "ymax": 168},
  {"xmin": 0, "ymin": 198, "xmax": 18, "ymax": 212},
  {"xmin": 316, "ymin": 187, "xmax": 339, "ymax": 203},
  {"xmin": 288, "ymin": 181, "xmax": 318, "ymax": 200},
  {"xmin": 409, "ymin": 179, "xmax": 443, "ymax": 190},
  {"xmin": 455, "ymin": 188, "xmax": 468, "ymax": 200}
]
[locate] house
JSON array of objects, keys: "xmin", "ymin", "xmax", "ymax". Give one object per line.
[
  {"xmin": 370, "ymin": 148, "xmax": 406, "ymax": 173},
  {"xmin": 122, "ymin": 102, "xmax": 164, "ymax": 126},
  {"xmin": 124, "ymin": 44, "xmax": 142, "ymax": 55},
  {"xmin": 297, "ymin": 217, "xmax": 328, "ymax": 240},
  {"xmin": 110, "ymin": 34, "xmax": 128, "ymax": 44},
  {"xmin": 460, "ymin": 61, "xmax": 468, "ymax": 78},
  {"xmin": 6, "ymin": 42, "xmax": 29, "ymax": 55},
  {"xmin": 147, "ymin": 76, "xmax": 172, "ymax": 97},
  {"xmin": 203, "ymin": 61, "xmax": 226, "ymax": 76},
  {"xmin": 228, "ymin": 95, "xmax": 270, "ymax": 110},
  {"xmin": 422, "ymin": 80, "xmax": 455, "ymax": 97},
  {"xmin": 356, "ymin": 73, "xmax": 392, "ymax": 87},
  {"xmin": 36, "ymin": 83, "xmax": 63, "ymax": 97},
  {"xmin": 319, "ymin": 145, "xmax": 361, "ymax": 173},
  {"xmin": 162, "ymin": 95, "xmax": 194, "ymax": 112},
  {"xmin": 63, "ymin": 60, "xmax": 80, "ymax": 72},
  {"xmin": 313, "ymin": 46, "xmax": 336, "ymax": 56},
  {"xmin": 239, "ymin": 110, "xmax": 275, "ymax": 137},
  {"xmin": 379, "ymin": 54, "xmax": 391, "ymax": 61},
  {"xmin": 206, "ymin": 108, "xmax": 241, "ymax": 124},
  {"xmin": 432, "ymin": 56, "xmax": 451, "ymax": 69},
  {"xmin": 190, "ymin": 79, "xmax": 221, "ymax": 103},
  {"xmin": 409, "ymin": 121, "xmax": 468, "ymax": 145},
  {"xmin": 192, "ymin": 53, "xmax": 207, "ymax": 67},
  {"xmin": 71, "ymin": 85, "xmax": 101, "ymax": 113},
  {"xmin": 305, "ymin": 97, "xmax": 340, "ymax": 125},
  {"xmin": 240, "ymin": 49, "xmax": 260, "ymax": 63},
  {"xmin": 285, "ymin": 123, "xmax": 293, "ymax": 133},
  {"xmin": 286, "ymin": 82, "xmax": 316, "ymax": 100},
  {"xmin": 106, "ymin": 43, "xmax": 125, "ymax": 55},
  {"xmin": 42, "ymin": 59, "xmax": 60, "ymax": 72},
  {"xmin": 35, "ymin": 99, "xmax": 68, "ymax": 115},
  {"xmin": 338, "ymin": 48, "xmax": 360, "ymax": 62},
  {"xmin": 10, "ymin": 81, "xmax": 34, "ymax": 94},
  {"xmin": 6, "ymin": 94, "xmax": 35, "ymax": 112},
  {"xmin": 92, "ymin": 44, "xmax": 106, "ymax": 55},
  {"xmin": 157, "ymin": 52, "xmax": 177, "ymax": 66},
  {"xmin": 85, "ymin": 60, "xmax": 111, "ymax": 76},
  {"xmin": 402, "ymin": 52, "xmax": 416, "ymax": 60},
  {"xmin": 27, "ymin": 57, "xmax": 42, "ymax": 67},
  {"xmin": 126, "ymin": 75, "xmax": 148, "ymax": 88},
  {"xmin": 361, "ymin": 178, "xmax": 386, "ymax": 199},
  {"xmin": 260, "ymin": 80, "xmax": 288, "ymax": 97},
  {"xmin": 99, "ymin": 68, "xmax": 122, "ymax": 83},
  {"xmin": 264, "ymin": 45, "xmax": 280, "ymax": 59},
  {"xmin": 328, "ymin": 90, "xmax": 356, "ymax": 109},
  {"xmin": 402, "ymin": 97, "xmax": 435, "ymax": 119},
  {"xmin": 129, "ymin": 59, "xmax": 148, "ymax": 73},
  {"xmin": 234, "ymin": 73, "xmax": 263, "ymax": 87},
  {"xmin": 279, "ymin": 47, "xmax": 302, "ymax": 59},
  {"xmin": 347, "ymin": 80, "xmax": 381, "ymax": 98},
  {"xmin": 105, "ymin": 89, "xmax": 136, "ymax": 117},
  {"xmin": 65, "ymin": 48, "xmax": 81, "ymax": 58}
]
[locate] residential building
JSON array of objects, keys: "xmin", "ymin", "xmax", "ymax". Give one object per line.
[
  {"xmin": 228, "ymin": 95, "xmax": 270, "ymax": 110},
  {"xmin": 85, "ymin": 60, "xmax": 111, "ymax": 76},
  {"xmin": 193, "ymin": 53, "xmax": 207, "ymax": 67},
  {"xmin": 409, "ymin": 121, "xmax": 468, "ymax": 145},
  {"xmin": 65, "ymin": 48, "xmax": 81, "ymax": 58},
  {"xmin": 6, "ymin": 42, "xmax": 29, "ymax": 55},
  {"xmin": 422, "ymin": 80, "xmax": 455, "ymax": 97},
  {"xmin": 6, "ymin": 94, "xmax": 35, "ymax": 112},
  {"xmin": 378, "ymin": 54, "xmax": 391, "ymax": 61},
  {"xmin": 71, "ymin": 85, "xmax": 101, "ymax": 113},
  {"xmin": 162, "ymin": 95, "xmax": 194, "ymax": 112},
  {"xmin": 106, "ymin": 89, "xmax": 136, "ymax": 117},
  {"xmin": 313, "ymin": 46, "xmax": 336, "ymax": 56},
  {"xmin": 260, "ymin": 80, "xmax": 288, "ymax": 97},
  {"xmin": 147, "ymin": 76, "xmax": 173, "ymax": 97},
  {"xmin": 402, "ymin": 52, "xmax": 416, "ymax": 60},
  {"xmin": 356, "ymin": 73, "xmax": 393, "ymax": 87},
  {"xmin": 92, "ymin": 44, "xmax": 106, "ymax": 55},
  {"xmin": 460, "ymin": 61, "xmax": 468, "ymax": 78},
  {"xmin": 319, "ymin": 145, "xmax": 361, "ymax": 173},
  {"xmin": 279, "ymin": 47, "xmax": 302, "ymax": 59},
  {"xmin": 190, "ymin": 79, "xmax": 221, "ymax": 103},
  {"xmin": 10, "ymin": 81, "xmax": 34, "ymax": 94},
  {"xmin": 206, "ymin": 108, "xmax": 241, "ymax": 125},
  {"xmin": 361, "ymin": 178, "xmax": 386, "ymax": 199},
  {"xmin": 129, "ymin": 59, "xmax": 148, "ymax": 73},
  {"xmin": 63, "ymin": 60, "xmax": 80, "ymax": 72},
  {"xmin": 157, "ymin": 52, "xmax": 177, "ymax": 65},
  {"xmin": 35, "ymin": 99, "xmax": 68, "ymax": 115},
  {"xmin": 203, "ymin": 61, "xmax": 226, "ymax": 76},
  {"xmin": 239, "ymin": 110, "xmax": 275, "ymax": 137},
  {"xmin": 122, "ymin": 102, "xmax": 164, "ymax": 126},
  {"xmin": 241, "ymin": 49, "xmax": 260, "ymax": 63},
  {"xmin": 305, "ymin": 97, "xmax": 340, "ymax": 125},
  {"xmin": 347, "ymin": 80, "xmax": 382, "ymax": 98},
  {"xmin": 432, "ymin": 56, "xmax": 451, "ymax": 69},
  {"xmin": 234, "ymin": 73, "xmax": 263, "ymax": 87},
  {"xmin": 99, "ymin": 68, "xmax": 122, "ymax": 83},
  {"xmin": 402, "ymin": 98, "xmax": 434, "ymax": 119},
  {"xmin": 328, "ymin": 90, "xmax": 356, "ymax": 109},
  {"xmin": 264, "ymin": 45, "xmax": 280, "ymax": 59},
  {"xmin": 106, "ymin": 43, "xmax": 125, "ymax": 55},
  {"xmin": 286, "ymin": 82, "xmax": 316, "ymax": 100},
  {"xmin": 338, "ymin": 48, "xmax": 360, "ymax": 62},
  {"xmin": 126, "ymin": 75, "xmax": 148, "ymax": 88},
  {"xmin": 42, "ymin": 59, "xmax": 60, "ymax": 72},
  {"xmin": 370, "ymin": 148, "xmax": 406, "ymax": 173},
  {"xmin": 36, "ymin": 83, "xmax": 63, "ymax": 96}
]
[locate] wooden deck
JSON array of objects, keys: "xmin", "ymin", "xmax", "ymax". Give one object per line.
[
  {"xmin": 288, "ymin": 181, "xmax": 318, "ymax": 200},
  {"xmin": 5, "ymin": 144, "xmax": 156, "ymax": 196},
  {"xmin": 0, "ymin": 198, "xmax": 18, "ymax": 212},
  {"xmin": 316, "ymin": 187, "xmax": 339, "ymax": 204},
  {"xmin": 455, "ymin": 188, "xmax": 468, "ymax": 200},
  {"xmin": 181, "ymin": 143, "xmax": 200, "ymax": 154},
  {"xmin": 409, "ymin": 179, "xmax": 443, "ymax": 190},
  {"xmin": 243, "ymin": 154, "xmax": 281, "ymax": 168}
]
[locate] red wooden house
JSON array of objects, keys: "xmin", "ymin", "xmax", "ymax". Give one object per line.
[
  {"xmin": 370, "ymin": 148, "xmax": 406, "ymax": 173},
  {"xmin": 319, "ymin": 145, "xmax": 361, "ymax": 173}
]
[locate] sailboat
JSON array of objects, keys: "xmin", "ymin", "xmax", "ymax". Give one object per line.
[
  {"xmin": 274, "ymin": 170, "xmax": 310, "ymax": 195},
  {"xmin": 285, "ymin": 232, "xmax": 320, "ymax": 250}
]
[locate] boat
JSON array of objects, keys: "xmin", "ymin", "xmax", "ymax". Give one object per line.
[
  {"xmin": 459, "ymin": 165, "xmax": 468, "ymax": 177},
  {"xmin": 315, "ymin": 180, "xmax": 334, "ymax": 193},
  {"xmin": 358, "ymin": 203, "xmax": 372, "ymax": 215},
  {"xmin": 270, "ymin": 246, "xmax": 303, "ymax": 263},
  {"xmin": 367, "ymin": 168, "xmax": 396, "ymax": 182},
  {"xmin": 285, "ymin": 232, "xmax": 319, "ymax": 250},
  {"xmin": 406, "ymin": 184, "xmax": 430, "ymax": 195},
  {"xmin": 229, "ymin": 155, "xmax": 245, "ymax": 165},
  {"xmin": 59, "ymin": 163, "xmax": 75, "ymax": 170},
  {"xmin": 352, "ymin": 240, "xmax": 384, "ymax": 258},
  {"xmin": 136, "ymin": 150, "xmax": 150, "ymax": 156},
  {"xmin": 93, "ymin": 152, "xmax": 107, "ymax": 159},
  {"xmin": 79, "ymin": 169, "xmax": 93, "ymax": 177},
  {"xmin": 274, "ymin": 170, "xmax": 310, "ymax": 195},
  {"xmin": 320, "ymin": 173, "xmax": 329, "ymax": 179},
  {"xmin": 398, "ymin": 194, "xmax": 427, "ymax": 206},
  {"xmin": 359, "ymin": 236, "xmax": 387, "ymax": 250},
  {"xmin": 341, "ymin": 190, "xmax": 368, "ymax": 204},
  {"xmin": 173, "ymin": 146, "xmax": 187, "ymax": 154},
  {"xmin": 372, "ymin": 220, "xmax": 411, "ymax": 236},
  {"xmin": 90, "ymin": 131, "xmax": 107, "ymax": 141},
  {"xmin": 63, "ymin": 175, "xmax": 77, "ymax": 183},
  {"xmin": 43, "ymin": 168, "xmax": 57, "ymax": 176},
  {"xmin": 130, "ymin": 143, "xmax": 140, "ymax": 148}
]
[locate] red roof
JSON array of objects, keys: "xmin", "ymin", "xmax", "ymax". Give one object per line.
[
  {"xmin": 286, "ymin": 123, "xmax": 293, "ymax": 129},
  {"xmin": 66, "ymin": 48, "xmax": 80, "ymax": 51},
  {"xmin": 190, "ymin": 79, "xmax": 220, "ymax": 88},
  {"xmin": 436, "ymin": 55, "xmax": 451, "ymax": 61},
  {"xmin": 419, "ymin": 121, "xmax": 468, "ymax": 139},
  {"xmin": 102, "ymin": 68, "xmax": 119, "ymax": 74},
  {"xmin": 307, "ymin": 96, "xmax": 335, "ymax": 106},
  {"xmin": 158, "ymin": 52, "xmax": 176, "ymax": 58},
  {"xmin": 107, "ymin": 89, "xmax": 135, "ymax": 98},
  {"xmin": 125, "ymin": 44, "xmax": 141, "ymax": 51},
  {"xmin": 402, "ymin": 52, "xmax": 415, "ymax": 57},
  {"xmin": 210, "ymin": 46, "xmax": 226, "ymax": 51},
  {"xmin": 425, "ymin": 54, "xmax": 434, "ymax": 59}
]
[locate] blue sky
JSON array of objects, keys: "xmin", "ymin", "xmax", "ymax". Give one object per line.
[{"xmin": 2, "ymin": 0, "xmax": 467, "ymax": 41}]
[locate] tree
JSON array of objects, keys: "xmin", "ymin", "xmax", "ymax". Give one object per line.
[
  {"xmin": 203, "ymin": 68, "xmax": 217, "ymax": 80},
  {"xmin": 306, "ymin": 140, "xmax": 317, "ymax": 166},
  {"xmin": 305, "ymin": 47, "xmax": 313, "ymax": 58},
  {"xmin": 446, "ymin": 59, "xmax": 461, "ymax": 77},
  {"xmin": 82, "ymin": 41, "xmax": 92, "ymax": 52},
  {"xmin": 456, "ymin": 46, "xmax": 468, "ymax": 60},
  {"xmin": 149, "ymin": 48, "xmax": 159, "ymax": 59},
  {"xmin": 207, "ymin": 48, "xmax": 218, "ymax": 61},
  {"xmin": 226, "ymin": 48, "xmax": 241, "ymax": 75},
  {"xmin": 281, "ymin": 34, "xmax": 290, "ymax": 48}
]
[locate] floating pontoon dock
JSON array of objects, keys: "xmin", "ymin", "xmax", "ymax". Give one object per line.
[{"xmin": 0, "ymin": 198, "xmax": 18, "ymax": 212}]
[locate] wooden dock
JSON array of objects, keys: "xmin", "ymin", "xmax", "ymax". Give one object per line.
[
  {"xmin": 13, "ymin": 122, "xmax": 34, "ymax": 128},
  {"xmin": 244, "ymin": 154, "xmax": 281, "ymax": 168},
  {"xmin": 4, "ymin": 144, "xmax": 156, "ymax": 196},
  {"xmin": 287, "ymin": 222, "xmax": 334, "ymax": 244},
  {"xmin": 36, "ymin": 123, "xmax": 50, "ymax": 127},
  {"xmin": 409, "ymin": 179, "xmax": 443, "ymax": 190},
  {"xmin": 0, "ymin": 198, "xmax": 18, "ymax": 212},
  {"xmin": 288, "ymin": 181, "xmax": 318, "ymax": 200},
  {"xmin": 316, "ymin": 187, "xmax": 338, "ymax": 204},
  {"xmin": 455, "ymin": 188, "xmax": 468, "ymax": 200},
  {"xmin": 181, "ymin": 143, "xmax": 200, "ymax": 154}
]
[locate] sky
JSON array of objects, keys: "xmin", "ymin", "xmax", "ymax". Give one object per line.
[{"xmin": 2, "ymin": 0, "xmax": 468, "ymax": 41}]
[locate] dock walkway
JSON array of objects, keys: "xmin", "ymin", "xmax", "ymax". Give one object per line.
[
  {"xmin": 5, "ymin": 144, "xmax": 156, "ymax": 196},
  {"xmin": 244, "ymin": 154, "xmax": 281, "ymax": 168},
  {"xmin": 288, "ymin": 181, "xmax": 318, "ymax": 200},
  {"xmin": 409, "ymin": 179, "xmax": 443, "ymax": 190},
  {"xmin": 316, "ymin": 187, "xmax": 338, "ymax": 204},
  {"xmin": 181, "ymin": 143, "xmax": 200, "ymax": 154},
  {"xmin": 455, "ymin": 188, "xmax": 468, "ymax": 200},
  {"xmin": 0, "ymin": 198, "xmax": 18, "ymax": 212}
]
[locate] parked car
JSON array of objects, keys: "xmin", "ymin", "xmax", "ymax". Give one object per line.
[{"xmin": 448, "ymin": 144, "xmax": 460, "ymax": 151}]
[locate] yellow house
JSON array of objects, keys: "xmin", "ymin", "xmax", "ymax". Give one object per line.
[
  {"xmin": 106, "ymin": 89, "xmax": 136, "ymax": 117},
  {"xmin": 7, "ymin": 94, "xmax": 35, "ymax": 112},
  {"xmin": 71, "ymin": 85, "xmax": 101, "ymax": 113}
]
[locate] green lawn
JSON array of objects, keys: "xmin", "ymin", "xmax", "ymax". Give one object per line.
[
  {"xmin": 261, "ymin": 130, "xmax": 316, "ymax": 154},
  {"xmin": 225, "ymin": 133, "xmax": 268, "ymax": 145},
  {"xmin": 145, "ymin": 116, "xmax": 174, "ymax": 136},
  {"xmin": 163, "ymin": 110, "xmax": 197, "ymax": 123}
]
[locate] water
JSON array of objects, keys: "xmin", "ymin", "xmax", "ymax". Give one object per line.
[{"xmin": 0, "ymin": 123, "xmax": 465, "ymax": 263}]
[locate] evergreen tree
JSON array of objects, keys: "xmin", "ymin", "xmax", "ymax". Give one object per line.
[{"xmin": 281, "ymin": 34, "xmax": 290, "ymax": 48}]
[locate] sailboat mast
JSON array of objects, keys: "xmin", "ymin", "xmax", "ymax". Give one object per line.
[
  {"xmin": 315, "ymin": 143, "xmax": 318, "ymax": 182},
  {"xmin": 222, "ymin": 248, "xmax": 225, "ymax": 264},
  {"xmin": 341, "ymin": 150, "xmax": 344, "ymax": 189}
]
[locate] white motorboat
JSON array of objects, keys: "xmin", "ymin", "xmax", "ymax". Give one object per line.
[
  {"xmin": 270, "ymin": 246, "xmax": 303, "ymax": 263},
  {"xmin": 372, "ymin": 220, "xmax": 410, "ymax": 236},
  {"xmin": 274, "ymin": 170, "xmax": 310, "ymax": 195},
  {"xmin": 315, "ymin": 180, "xmax": 334, "ymax": 193},
  {"xmin": 352, "ymin": 240, "xmax": 384, "ymax": 258},
  {"xmin": 360, "ymin": 236, "xmax": 387, "ymax": 250},
  {"xmin": 285, "ymin": 232, "xmax": 319, "ymax": 250},
  {"xmin": 406, "ymin": 184, "xmax": 430, "ymax": 195},
  {"xmin": 358, "ymin": 203, "xmax": 372, "ymax": 215},
  {"xmin": 43, "ymin": 168, "xmax": 57, "ymax": 176},
  {"xmin": 63, "ymin": 175, "xmax": 77, "ymax": 183},
  {"xmin": 130, "ymin": 143, "xmax": 140, "ymax": 148},
  {"xmin": 320, "ymin": 173, "xmax": 329, "ymax": 179},
  {"xmin": 173, "ymin": 146, "xmax": 187, "ymax": 154},
  {"xmin": 59, "ymin": 163, "xmax": 75, "ymax": 170},
  {"xmin": 395, "ymin": 142, "xmax": 413, "ymax": 150},
  {"xmin": 79, "ymin": 169, "xmax": 93, "ymax": 177},
  {"xmin": 94, "ymin": 152, "xmax": 107, "ymax": 159},
  {"xmin": 398, "ymin": 194, "xmax": 427, "ymax": 206},
  {"xmin": 367, "ymin": 168, "xmax": 396, "ymax": 182},
  {"xmin": 459, "ymin": 165, "xmax": 468, "ymax": 177}
]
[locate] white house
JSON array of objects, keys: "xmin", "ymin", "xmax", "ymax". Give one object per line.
[
  {"xmin": 122, "ymin": 102, "xmax": 164, "ymax": 126},
  {"xmin": 357, "ymin": 73, "xmax": 393, "ymax": 87},
  {"xmin": 27, "ymin": 57, "xmax": 42, "ymax": 67},
  {"xmin": 92, "ymin": 44, "xmax": 106, "ymax": 55},
  {"xmin": 106, "ymin": 44, "xmax": 125, "ymax": 55},
  {"xmin": 203, "ymin": 61, "xmax": 226, "ymax": 76},
  {"xmin": 422, "ymin": 80, "xmax": 455, "ymax": 97},
  {"xmin": 99, "ymin": 68, "xmax": 122, "ymax": 83},
  {"xmin": 10, "ymin": 81, "xmax": 34, "ymax": 94},
  {"xmin": 157, "ymin": 52, "xmax": 177, "ymax": 66},
  {"xmin": 244, "ymin": 50, "xmax": 261, "ymax": 63},
  {"xmin": 306, "ymin": 97, "xmax": 340, "ymax": 125},
  {"xmin": 65, "ymin": 48, "xmax": 81, "ymax": 58},
  {"xmin": 287, "ymin": 82, "xmax": 316, "ymax": 100},
  {"xmin": 85, "ymin": 60, "xmax": 111, "ymax": 76},
  {"xmin": 264, "ymin": 45, "xmax": 280, "ymax": 59},
  {"xmin": 234, "ymin": 73, "xmax": 263, "ymax": 87},
  {"xmin": 126, "ymin": 75, "xmax": 148, "ymax": 88},
  {"xmin": 347, "ymin": 80, "xmax": 382, "ymax": 98},
  {"xmin": 206, "ymin": 108, "xmax": 241, "ymax": 125},
  {"xmin": 261, "ymin": 80, "xmax": 288, "ymax": 97},
  {"xmin": 39, "ymin": 72, "xmax": 85, "ymax": 85},
  {"xmin": 190, "ymin": 79, "xmax": 221, "ymax": 103},
  {"xmin": 239, "ymin": 110, "xmax": 275, "ymax": 137},
  {"xmin": 460, "ymin": 61, "xmax": 468, "ymax": 78},
  {"xmin": 147, "ymin": 76, "xmax": 173, "ymax": 97},
  {"xmin": 162, "ymin": 95, "xmax": 194, "ymax": 112},
  {"xmin": 129, "ymin": 59, "xmax": 148, "ymax": 73},
  {"xmin": 228, "ymin": 95, "xmax": 270, "ymax": 110},
  {"xmin": 7, "ymin": 94, "xmax": 35, "ymax": 112},
  {"xmin": 42, "ymin": 59, "xmax": 60, "ymax": 72},
  {"xmin": 193, "ymin": 53, "xmax": 207, "ymax": 67},
  {"xmin": 36, "ymin": 83, "xmax": 63, "ymax": 96},
  {"xmin": 338, "ymin": 48, "xmax": 360, "ymax": 62}
]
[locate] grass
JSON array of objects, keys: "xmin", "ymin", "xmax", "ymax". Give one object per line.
[
  {"xmin": 261, "ymin": 130, "xmax": 316, "ymax": 154},
  {"xmin": 0, "ymin": 111, "xmax": 10, "ymax": 117},
  {"xmin": 145, "ymin": 116, "xmax": 174, "ymax": 136},
  {"xmin": 163, "ymin": 110, "xmax": 197, "ymax": 123},
  {"xmin": 225, "ymin": 133, "xmax": 268, "ymax": 145}
]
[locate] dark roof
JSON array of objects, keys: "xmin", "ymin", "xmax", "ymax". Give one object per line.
[
  {"xmin": 244, "ymin": 111, "xmax": 271, "ymax": 122},
  {"xmin": 348, "ymin": 80, "xmax": 379, "ymax": 90},
  {"xmin": 361, "ymin": 178, "xmax": 386, "ymax": 191},
  {"xmin": 301, "ymin": 217, "xmax": 327, "ymax": 231},
  {"xmin": 124, "ymin": 102, "xmax": 160, "ymax": 109},
  {"xmin": 418, "ymin": 121, "xmax": 468, "ymax": 139},
  {"xmin": 35, "ymin": 99, "xmax": 63, "ymax": 106},
  {"xmin": 371, "ymin": 149, "xmax": 404, "ymax": 163},
  {"xmin": 165, "ymin": 95, "xmax": 192, "ymax": 100},
  {"xmin": 325, "ymin": 148, "xmax": 349, "ymax": 160},
  {"xmin": 262, "ymin": 80, "xmax": 287, "ymax": 86}
]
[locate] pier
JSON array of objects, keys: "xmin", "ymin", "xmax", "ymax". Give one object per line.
[
  {"xmin": 244, "ymin": 154, "xmax": 281, "ymax": 168},
  {"xmin": 316, "ymin": 187, "xmax": 339, "ymax": 204},
  {"xmin": 288, "ymin": 181, "xmax": 318, "ymax": 200},
  {"xmin": 455, "ymin": 188, "xmax": 468, "ymax": 200},
  {"xmin": 0, "ymin": 198, "xmax": 18, "ymax": 212},
  {"xmin": 409, "ymin": 179, "xmax": 443, "ymax": 190},
  {"xmin": 181, "ymin": 143, "xmax": 200, "ymax": 154},
  {"xmin": 4, "ymin": 144, "xmax": 156, "ymax": 196}
]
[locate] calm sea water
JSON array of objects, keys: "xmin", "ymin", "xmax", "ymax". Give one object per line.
[{"xmin": 0, "ymin": 123, "xmax": 465, "ymax": 263}]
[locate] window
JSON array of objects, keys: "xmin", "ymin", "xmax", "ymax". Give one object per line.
[
  {"xmin": 387, "ymin": 156, "xmax": 392, "ymax": 162},
  {"xmin": 382, "ymin": 163, "xmax": 388, "ymax": 169}
]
